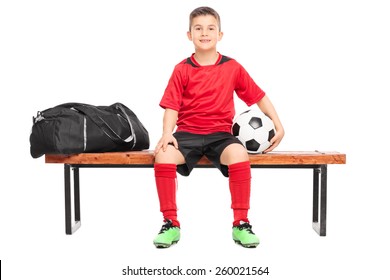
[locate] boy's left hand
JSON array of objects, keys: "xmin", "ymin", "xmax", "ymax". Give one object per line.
[{"xmin": 263, "ymin": 129, "xmax": 284, "ymax": 153}]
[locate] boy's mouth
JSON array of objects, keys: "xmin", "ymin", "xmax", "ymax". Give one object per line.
[{"xmin": 200, "ymin": 39, "xmax": 211, "ymax": 43}]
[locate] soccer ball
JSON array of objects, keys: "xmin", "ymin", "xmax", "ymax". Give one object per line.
[{"xmin": 232, "ymin": 110, "xmax": 275, "ymax": 154}]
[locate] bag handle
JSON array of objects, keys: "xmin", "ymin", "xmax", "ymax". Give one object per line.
[{"xmin": 71, "ymin": 103, "xmax": 135, "ymax": 147}]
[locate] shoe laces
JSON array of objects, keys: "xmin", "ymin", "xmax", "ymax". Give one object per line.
[
  {"xmin": 158, "ymin": 219, "xmax": 174, "ymax": 234},
  {"xmin": 236, "ymin": 222, "xmax": 255, "ymax": 234}
]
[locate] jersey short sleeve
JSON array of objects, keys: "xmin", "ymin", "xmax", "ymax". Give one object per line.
[
  {"xmin": 234, "ymin": 63, "xmax": 265, "ymax": 106},
  {"xmin": 159, "ymin": 60, "xmax": 188, "ymax": 111}
]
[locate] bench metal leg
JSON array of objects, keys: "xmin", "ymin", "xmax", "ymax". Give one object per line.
[
  {"xmin": 312, "ymin": 165, "xmax": 327, "ymax": 236},
  {"xmin": 64, "ymin": 164, "xmax": 81, "ymax": 234}
]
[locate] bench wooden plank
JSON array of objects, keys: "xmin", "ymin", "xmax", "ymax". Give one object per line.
[{"xmin": 45, "ymin": 150, "xmax": 346, "ymax": 165}]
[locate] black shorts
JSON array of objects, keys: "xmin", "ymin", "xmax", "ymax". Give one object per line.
[{"xmin": 171, "ymin": 131, "xmax": 243, "ymax": 177}]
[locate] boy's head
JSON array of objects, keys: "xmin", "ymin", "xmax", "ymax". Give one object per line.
[
  {"xmin": 189, "ymin": 6, "xmax": 221, "ymax": 32},
  {"xmin": 187, "ymin": 6, "xmax": 223, "ymax": 52}
]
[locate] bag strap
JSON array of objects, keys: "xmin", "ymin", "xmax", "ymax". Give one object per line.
[
  {"xmin": 113, "ymin": 103, "xmax": 138, "ymax": 146},
  {"xmin": 70, "ymin": 103, "xmax": 135, "ymax": 147}
]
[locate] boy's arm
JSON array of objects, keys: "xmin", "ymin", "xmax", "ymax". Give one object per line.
[
  {"xmin": 154, "ymin": 108, "xmax": 179, "ymax": 155},
  {"xmin": 256, "ymin": 96, "xmax": 285, "ymax": 153}
]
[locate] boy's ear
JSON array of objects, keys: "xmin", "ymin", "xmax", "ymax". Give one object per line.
[
  {"xmin": 218, "ymin": 31, "xmax": 224, "ymax": 41},
  {"xmin": 187, "ymin": 31, "xmax": 192, "ymax": 41}
]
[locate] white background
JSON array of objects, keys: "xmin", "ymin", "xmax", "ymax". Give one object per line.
[{"xmin": 1, "ymin": 0, "xmax": 389, "ymax": 279}]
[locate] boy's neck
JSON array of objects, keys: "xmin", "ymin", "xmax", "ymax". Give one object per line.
[{"xmin": 193, "ymin": 50, "xmax": 220, "ymax": 66}]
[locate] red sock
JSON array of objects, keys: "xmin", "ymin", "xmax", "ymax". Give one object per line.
[
  {"xmin": 229, "ymin": 161, "xmax": 251, "ymax": 226},
  {"xmin": 154, "ymin": 163, "xmax": 180, "ymax": 227}
]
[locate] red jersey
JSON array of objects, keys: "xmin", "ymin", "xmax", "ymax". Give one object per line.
[{"xmin": 160, "ymin": 53, "xmax": 265, "ymax": 134}]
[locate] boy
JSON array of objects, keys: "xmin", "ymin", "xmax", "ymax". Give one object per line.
[{"xmin": 153, "ymin": 6, "xmax": 284, "ymax": 248}]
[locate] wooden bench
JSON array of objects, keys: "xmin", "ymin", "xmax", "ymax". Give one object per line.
[{"xmin": 45, "ymin": 150, "xmax": 346, "ymax": 236}]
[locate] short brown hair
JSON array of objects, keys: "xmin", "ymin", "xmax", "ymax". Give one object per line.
[{"xmin": 189, "ymin": 6, "xmax": 221, "ymax": 31}]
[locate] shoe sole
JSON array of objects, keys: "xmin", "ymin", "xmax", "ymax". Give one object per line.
[
  {"xmin": 234, "ymin": 239, "xmax": 259, "ymax": 248},
  {"xmin": 154, "ymin": 240, "xmax": 179, "ymax": 249}
]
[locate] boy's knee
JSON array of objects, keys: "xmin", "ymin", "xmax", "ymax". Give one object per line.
[
  {"xmin": 155, "ymin": 145, "xmax": 185, "ymax": 164},
  {"xmin": 221, "ymin": 144, "xmax": 249, "ymax": 165}
]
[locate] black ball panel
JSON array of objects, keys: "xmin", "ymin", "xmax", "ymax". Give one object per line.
[
  {"xmin": 248, "ymin": 117, "xmax": 263, "ymax": 129},
  {"xmin": 268, "ymin": 129, "xmax": 275, "ymax": 142},
  {"xmin": 246, "ymin": 139, "xmax": 260, "ymax": 151},
  {"xmin": 232, "ymin": 123, "xmax": 240, "ymax": 136}
]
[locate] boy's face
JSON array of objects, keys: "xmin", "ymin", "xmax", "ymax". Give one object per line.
[{"xmin": 187, "ymin": 15, "xmax": 223, "ymax": 52}]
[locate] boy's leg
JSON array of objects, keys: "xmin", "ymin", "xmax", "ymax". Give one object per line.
[
  {"xmin": 155, "ymin": 145, "xmax": 186, "ymax": 225},
  {"xmin": 154, "ymin": 163, "xmax": 179, "ymax": 226},
  {"xmin": 153, "ymin": 145, "xmax": 185, "ymax": 248},
  {"xmin": 229, "ymin": 161, "xmax": 251, "ymax": 225},
  {"xmin": 221, "ymin": 143, "xmax": 260, "ymax": 248},
  {"xmin": 221, "ymin": 143, "xmax": 251, "ymax": 225}
]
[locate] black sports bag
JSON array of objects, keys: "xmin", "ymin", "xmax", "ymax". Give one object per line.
[{"xmin": 30, "ymin": 102, "xmax": 150, "ymax": 158}]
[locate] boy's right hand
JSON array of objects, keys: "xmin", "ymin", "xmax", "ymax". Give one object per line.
[{"xmin": 154, "ymin": 133, "xmax": 179, "ymax": 155}]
